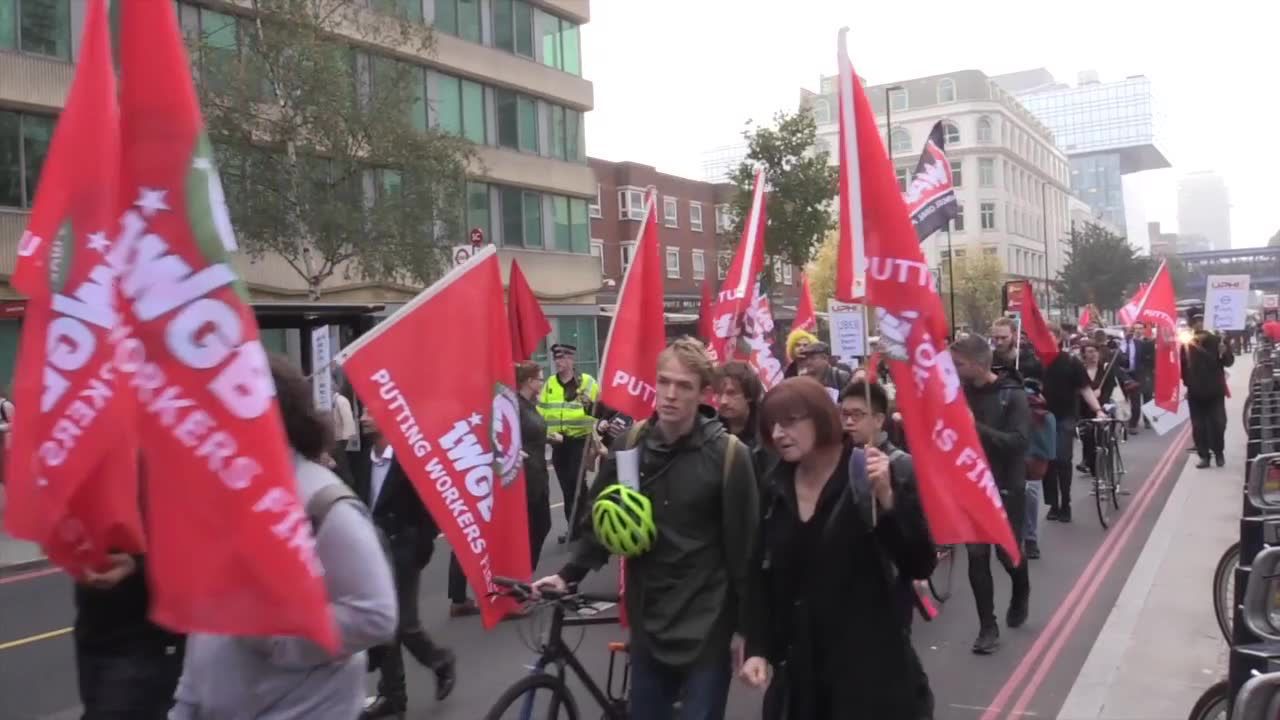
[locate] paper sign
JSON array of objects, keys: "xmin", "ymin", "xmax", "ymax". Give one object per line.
[
  {"xmin": 451, "ymin": 245, "xmax": 476, "ymax": 268},
  {"xmin": 311, "ymin": 325, "xmax": 333, "ymax": 412},
  {"xmin": 1205, "ymin": 274, "xmax": 1250, "ymax": 332},
  {"xmin": 1264, "ymin": 294, "xmax": 1279, "ymax": 310},
  {"xmin": 1142, "ymin": 399, "xmax": 1188, "ymax": 436},
  {"xmin": 828, "ymin": 300, "xmax": 867, "ymax": 359},
  {"xmin": 615, "ymin": 447, "xmax": 641, "ymax": 491}
]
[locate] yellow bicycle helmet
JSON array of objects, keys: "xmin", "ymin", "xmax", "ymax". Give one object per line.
[{"xmin": 591, "ymin": 483, "xmax": 657, "ymax": 558}]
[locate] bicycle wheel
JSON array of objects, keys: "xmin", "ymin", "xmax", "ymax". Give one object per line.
[
  {"xmin": 1186, "ymin": 680, "xmax": 1230, "ymax": 720},
  {"xmin": 1213, "ymin": 542, "xmax": 1240, "ymax": 645},
  {"xmin": 1109, "ymin": 439, "xmax": 1122, "ymax": 512},
  {"xmin": 484, "ymin": 672, "xmax": 582, "ymax": 720},
  {"xmin": 929, "ymin": 545, "xmax": 955, "ymax": 603},
  {"xmin": 1095, "ymin": 447, "xmax": 1113, "ymax": 529}
]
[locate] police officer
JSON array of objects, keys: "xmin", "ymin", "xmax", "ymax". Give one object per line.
[{"xmin": 538, "ymin": 343, "xmax": 599, "ymax": 542}]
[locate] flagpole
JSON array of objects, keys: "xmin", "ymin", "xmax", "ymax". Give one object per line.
[{"xmin": 945, "ymin": 226, "xmax": 957, "ymax": 337}]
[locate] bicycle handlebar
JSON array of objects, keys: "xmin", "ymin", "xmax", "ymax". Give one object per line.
[{"xmin": 492, "ymin": 576, "xmax": 621, "ymax": 606}]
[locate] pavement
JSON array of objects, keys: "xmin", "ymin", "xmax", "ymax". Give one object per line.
[{"xmin": 0, "ymin": 366, "xmax": 1233, "ymax": 720}]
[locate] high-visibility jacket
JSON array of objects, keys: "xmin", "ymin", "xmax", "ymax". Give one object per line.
[{"xmin": 539, "ymin": 372, "xmax": 599, "ymax": 438}]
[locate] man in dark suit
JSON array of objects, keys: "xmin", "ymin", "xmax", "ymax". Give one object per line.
[
  {"xmin": 356, "ymin": 415, "xmax": 457, "ymax": 720},
  {"xmin": 1124, "ymin": 322, "xmax": 1156, "ymax": 432},
  {"xmin": 1181, "ymin": 309, "xmax": 1235, "ymax": 469}
]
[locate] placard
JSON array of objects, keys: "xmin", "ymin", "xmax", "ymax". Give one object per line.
[
  {"xmin": 451, "ymin": 245, "xmax": 476, "ymax": 268},
  {"xmin": 1142, "ymin": 399, "xmax": 1188, "ymax": 436},
  {"xmin": 1204, "ymin": 274, "xmax": 1250, "ymax": 332},
  {"xmin": 828, "ymin": 300, "xmax": 867, "ymax": 359},
  {"xmin": 1264, "ymin": 294, "xmax": 1279, "ymax": 310},
  {"xmin": 311, "ymin": 325, "xmax": 333, "ymax": 412}
]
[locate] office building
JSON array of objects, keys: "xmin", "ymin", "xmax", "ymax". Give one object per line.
[
  {"xmin": 1147, "ymin": 220, "xmax": 1210, "ymax": 256},
  {"xmin": 799, "ymin": 69, "xmax": 1072, "ymax": 310},
  {"xmin": 0, "ymin": 0, "xmax": 598, "ymax": 374},
  {"xmin": 994, "ymin": 69, "xmax": 1170, "ymax": 236},
  {"xmin": 1177, "ymin": 171, "xmax": 1232, "ymax": 251},
  {"xmin": 1069, "ymin": 195, "xmax": 1123, "ymax": 239}
]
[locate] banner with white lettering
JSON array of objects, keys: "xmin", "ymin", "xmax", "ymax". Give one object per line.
[
  {"xmin": 1205, "ymin": 274, "xmax": 1251, "ymax": 332},
  {"xmin": 904, "ymin": 121, "xmax": 959, "ymax": 243},
  {"xmin": 337, "ymin": 246, "xmax": 528, "ymax": 629},
  {"xmin": 110, "ymin": 1, "xmax": 336, "ymax": 649},
  {"xmin": 311, "ymin": 326, "xmax": 333, "ymax": 412}
]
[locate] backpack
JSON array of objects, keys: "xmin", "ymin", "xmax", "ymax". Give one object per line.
[
  {"xmin": 622, "ymin": 421, "xmax": 740, "ymax": 488},
  {"xmin": 998, "ymin": 386, "xmax": 1057, "ymax": 481}
]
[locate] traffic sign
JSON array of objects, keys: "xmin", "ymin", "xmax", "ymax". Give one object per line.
[{"xmin": 469, "ymin": 227, "xmax": 485, "ymax": 248}]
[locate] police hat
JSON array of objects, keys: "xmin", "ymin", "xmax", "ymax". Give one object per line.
[{"xmin": 551, "ymin": 343, "xmax": 577, "ymax": 358}]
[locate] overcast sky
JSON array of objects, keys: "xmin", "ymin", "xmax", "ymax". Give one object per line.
[{"xmin": 581, "ymin": 0, "xmax": 1276, "ymax": 250}]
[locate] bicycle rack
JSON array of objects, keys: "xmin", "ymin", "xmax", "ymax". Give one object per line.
[{"xmin": 1232, "ymin": 670, "xmax": 1280, "ymax": 720}]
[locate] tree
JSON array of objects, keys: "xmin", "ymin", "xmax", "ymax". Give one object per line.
[
  {"xmin": 1055, "ymin": 222, "xmax": 1149, "ymax": 310},
  {"xmin": 727, "ymin": 110, "xmax": 838, "ymax": 270},
  {"xmin": 944, "ymin": 255, "xmax": 1004, "ymax": 332},
  {"xmin": 192, "ymin": 0, "xmax": 475, "ymax": 299},
  {"xmin": 804, "ymin": 229, "xmax": 839, "ymax": 313}
]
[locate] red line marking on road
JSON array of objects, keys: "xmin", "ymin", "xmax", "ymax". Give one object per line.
[
  {"xmin": 0, "ymin": 567, "xmax": 60, "ymax": 586},
  {"xmin": 979, "ymin": 424, "xmax": 1191, "ymax": 720}
]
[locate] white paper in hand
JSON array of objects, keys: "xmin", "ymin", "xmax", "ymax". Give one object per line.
[{"xmin": 615, "ymin": 447, "xmax": 641, "ymax": 491}]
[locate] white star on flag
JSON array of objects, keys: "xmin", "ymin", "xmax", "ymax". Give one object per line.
[
  {"xmin": 136, "ymin": 188, "xmax": 170, "ymax": 216},
  {"xmin": 86, "ymin": 232, "xmax": 110, "ymax": 253},
  {"xmin": 468, "ymin": 412, "xmax": 484, "ymax": 427}
]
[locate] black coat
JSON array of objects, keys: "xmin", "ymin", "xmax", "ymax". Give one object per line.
[
  {"xmin": 1181, "ymin": 331, "xmax": 1235, "ymax": 399},
  {"xmin": 746, "ymin": 444, "xmax": 936, "ymax": 719},
  {"xmin": 519, "ymin": 393, "xmax": 550, "ymax": 503},
  {"xmin": 351, "ymin": 446, "xmax": 438, "ymax": 566},
  {"xmin": 965, "ymin": 373, "xmax": 1031, "ymax": 493}
]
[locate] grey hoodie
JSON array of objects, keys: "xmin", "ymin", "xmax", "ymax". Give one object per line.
[{"xmin": 169, "ymin": 457, "xmax": 398, "ymax": 720}]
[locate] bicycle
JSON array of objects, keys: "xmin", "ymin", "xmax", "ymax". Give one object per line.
[
  {"xmin": 1081, "ymin": 417, "xmax": 1126, "ymax": 529},
  {"xmin": 1212, "ymin": 541, "xmax": 1240, "ymax": 645},
  {"xmin": 483, "ymin": 577, "xmax": 628, "ymax": 720},
  {"xmin": 910, "ymin": 544, "xmax": 956, "ymax": 622},
  {"xmin": 1186, "ymin": 679, "xmax": 1229, "ymax": 720}
]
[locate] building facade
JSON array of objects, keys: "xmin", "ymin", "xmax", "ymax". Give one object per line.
[
  {"xmin": 1147, "ymin": 220, "xmax": 1210, "ymax": 256},
  {"xmin": 800, "ymin": 69, "xmax": 1072, "ymax": 311},
  {"xmin": 994, "ymin": 69, "xmax": 1170, "ymax": 236},
  {"xmin": 0, "ymin": 0, "xmax": 599, "ymax": 377},
  {"xmin": 1177, "ymin": 171, "xmax": 1232, "ymax": 251}
]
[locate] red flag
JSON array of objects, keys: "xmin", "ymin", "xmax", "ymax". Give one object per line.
[
  {"xmin": 696, "ymin": 274, "xmax": 715, "ymax": 343},
  {"xmin": 1078, "ymin": 305, "xmax": 1093, "ymax": 329},
  {"xmin": 507, "ymin": 260, "xmax": 551, "ymax": 362},
  {"xmin": 1006, "ymin": 281, "xmax": 1059, "ymax": 365},
  {"xmin": 1131, "ymin": 262, "xmax": 1181, "ymax": 413},
  {"xmin": 111, "ymin": 0, "xmax": 335, "ymax": 649},
  {"xmin": 793, "ymin": 273, "xmax": 817, "ymax": 333},
  {"xmin": 1118, "ymin": 283, "xmax": 1147, "ymax": 326},
  {"xmin": 840, "ymin": 29, "xmax": 1020, "ymax": 564},
  {"xmin": 3, "ymin": 0, "xmax": 144, "ymax": 577},
  {"xmin": 598, "ymin": 192, "xmax": 666, "ymax": 420},
  {"xmin": 738, "ymin": 285, "xmax": 785, "ymax": 391},
  {"xmin": 706, "ymin": 170, "xmax": 767, "ymax": 364},
  {"xmin": 834, "ymin": 33, "xmax": 866, "ymax": 303},
  {"xmin": 338, "ymin": 247, "xmax": 528, "ymax": 628}
]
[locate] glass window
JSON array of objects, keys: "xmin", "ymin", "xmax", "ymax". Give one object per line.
[
  {"xmin": 522, "ymin": 190, "xmax": 542, "ymax": 247},
  {"xmin": 561, "ymin": 22, "xmax": 580, "ymax": 75},
  {"xmin": 689, "ymin": 202, "xmax": 703, "ymax": 231},
  {"xmin": 466, "ymin": 181, "xmax": 490, "ymax": 241},
  {"xmin": 552, "ymin": 194, "xmax": 570, "ymax": 251},
  {"xmin": 461, "ymin": 79, "xmax": 485, "ymax": 144},
  {"xmin": 621, "ymin": 242, "xmax": 636, "ymax": 272},
  {"xmin": 692, "ymin": 250, "xmax": 705, "ymax": 280},
  {"xmin": 434, "ymin": 0, "xmax": 457, "ymax": 34},
  {"xmin": 0, "ymin": 111, "xmax": 19, "ymax": 207},
  {"xmin": 549, "ymin": 104, "xmax": 567, "ymax": 160},
  {"xmin": 500, "ymin": 186, "xmax": 523, "ymax": 245},
  {"xmin": 496, "ymin": 88, "xmax": 518, "ymax": 149},
  {"xmin": 21, "ymin": 114, "xmax": 53, "ymax": 206},
  {"xmin": 889, "ymin": 88, "xmax": 908, "ymax": 111},
  {"xmin": 954, "ymin": 204, "xmax": 965, "ymax": 231},
  {"xmin": 979, "ymin": 158, "xmax": 994, "ymax": 187},
  {"xmin": 890, "ymin": 128, "xmax": 910, "ymax": 154},
  {"xmin": 19, "ymin": 0, "xmax": 70, "ymax": 59},
  {"xmin": 980, "ymin": 202, "xmax": 996, "ymax": 230},
  {"xmin": 938, "ymin": 79, "xmax": 956, "ymax": 103},
  {"xmin": 666, "ymin": 247, "xmax": 680, "ymax": 278},
  {"xmin": 0, "ymin": 1, "xmax": 13, "ymax": 50},
  {"xmin": 569, "ymin": 197, "xmax": 589, "ymax": 254},
  {"xmin": 201, "ymin": 9, "xmax": 239, "ymax": 94},
  {"xmin": 895, "ymin": 167, "xmax": 909, "ymax": 192},
  {"xmin": 950, "ymin": 159, "xmax": 963, "ymax": 188},
  {"xmin": 373, "ymin": 0, "xmax": 423, "ymax": 21},
  {"xmin": 590, "ymin": 240, "xmax": 604, "ymax": 274},
  {"xmin": 514, "ymin": 1, "xmax": 534, "ymax": 57},
  {"xmin": 944, "ymin": 122, "xmax": 960, "ymax": 146},
  {"xmin": 715, "ymin": 204, "xmax": 733, "ymax": 233},
  {"xmin": 618, "ymin": 189, "xmax": 645, "ymax": 221},
  {"xmin": 537, "ymin": 9, "xmax": 561, "ymax": 70},
  {"xmin": 977, "ymin": 116, "xmax": 994, "ymax": 144},
  {"xmin": 435, "ymin": 73, "xmax": 462, "ymax": 136},
  {"xmin": 812, "ymin": 98, "xmax": 831, "ymax": 124},
  {"xmin": 663, "ymin": 197, "xmax": 678, "ymax": 227},
  {"xmin": 589, "ymin": 184, "xmax": 601, "ymax": 218},
  {"xmin": 717, "ymin": 252, "xmax": 731, "ymax": 279},
  {"xmin": 457, "ymin": 0, "xmax": 481, "ymax": 42},
  {"xmin": 517, "ymin": 95, "xmax": 538, "ymax": 152},
  {"xmin": 565, "ymin": 109, "xmax": 583, "ymax": 162}
]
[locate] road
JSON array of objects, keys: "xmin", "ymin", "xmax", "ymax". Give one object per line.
[{"xmin": 0, "ymin": 423, "xmax": 1191, "ymax": 720}]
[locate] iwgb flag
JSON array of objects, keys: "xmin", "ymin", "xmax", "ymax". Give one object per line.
[
  {"xmin": 4, "ymin": 0, "xmax": 144, "ymax": 577},
  {"xmin": 598, "ymin": 192, "xmax": 666, "ymax": 420},
  {"xmin": 1130, "ymin": 263, "xmax": 1181, "ymax": 413},
  {"xmin": 1118, "ymin": 283, "xmax": 1148, "ymax": 327},
  {"xmin": 903, "ymin": 121, "xmax": 959, "ymax": 242},
  {"xmin": 338, "ymin": 247, "xmax": 529, "ymax": 628},
  {"xmin": 706, "ymin": 169, "xmax": 767, "ymax": 364},
  {"xmin": 110, "ymin": 0, "xmax": 335, "ymax": 649},
  {"xmin": 1004, "ymin": 280, "xmax": 1059, "ymax": 365},
  {"xmin": 836, "ymin": 28, "xmax": 1020, "ymax": 564}
]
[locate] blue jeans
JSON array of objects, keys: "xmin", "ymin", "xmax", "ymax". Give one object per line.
[
  {"xmin": 629, "ymin": 644, "xmax": 732, "ymax": 720},
  {"xmin": 1025, "ymin": 479, "xmax": 1042, "ymax": 544}
]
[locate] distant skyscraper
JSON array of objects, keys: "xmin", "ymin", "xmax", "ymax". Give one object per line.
[
  {"xmin": 994, "ymin": 69, "xmax": 1170, "ymax": 238},
  {"xmin": 701, "ymin": 143, "xmax": 749, "ymax": 183},
  {"xmin": 1177, "ymin": 172, "xmax": 1232, "ymax": 250}
]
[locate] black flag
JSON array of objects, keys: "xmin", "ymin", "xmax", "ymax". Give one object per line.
[{"xmin": 904, "ymin": 121, "xmax": 958, "ymax": 242}]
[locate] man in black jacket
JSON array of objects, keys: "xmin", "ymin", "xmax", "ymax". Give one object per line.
[
  {"xmin": 951, "ymin": 335, "xmax": 1032, "ymax": 655},
  {"xmin": 1181, "ymin": 310, "xmax": 1235, "ymax": 468},
  {"xmin": 1123, "ymin": 323, "xmax": 1156, "ymax": 432},
  {"xmin": 717, "ymin": 360, "xmax": 778, "ymax": 485},
  {"xmin": 357, "ymin": 416, "xmax": 456, "ymax": 720}
]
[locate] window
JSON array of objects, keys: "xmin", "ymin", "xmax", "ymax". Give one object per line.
[
  {"xmin": 978, "ymin": 158, "xmax": 994, "ymax": 187},
  {"xmin": 495, "ymin": 88, "xmax": 538, "ymax": 153},
  {"xmin": 433, "ymin": 0, "xmax": 481, "ymax": 43},
  {"xmin": 548, "ymin": 316, "xmax": 598, "ymax": 378},
  {"xmin": 500, "ymin": 186, "xmax": 543, "ymax": 248},
  {"xmin": 432, "ymin": 72, "xmax": 485, "ymax": 143},
  {"xmin": 890, "ymin": 128, "xmax": 911, "ymax": 154},
  {"xmin": 662, "ymin": 197, "xmax": 678, "ymax": 228},
  {"xmin": 493, "ymin": 0, "xmax": 534, "ymax": 57},
  {"xmin": 589, "ymin": 184, "xmax": 601, "ymax": 218},
  {"xmin": 692, "ymin": 250, "xmax": 706, "ymax": 280},
  {"xmin": 466, "ymin": 181, "xmax": 490, "ymax": 242},
  {"xmin": 980, "ymin": 202, "xmax": 996, "ymax": 230},
  {"xmin": 889, "ymin": 88, "xmax": 908, "ymax": 112},
  {"xmin": 546, "ymin": 105, "xmax": 583, "ymax": 162},
  {"xmin": 590, "ymin": 240, "xmax": 604, "ymax": 275},
  {"xmin": 564, "ymin": 108, "xmax": 583, "ymax": 162},
  {"xmin": 977, "ymin": 116, "xmax": 994, "ymax": 144},
  {"xmin": 937, "ymin": 78, "xmax": 957, "ymax": 103},
  {"xmin": 536, "ymin": 9, "xmax": 582, "ymax": 75},
  {"xmin": 717, "ymin": 252, "xmax": 731, "ymax": 279},
  {"xmin": 715, "ymin": 204, "xmax": 734, "ymax": 233},
  {"xmin": 983, "ymin": 246, "xmax": 998, "ymax": 256},
  {"xmin": 689, "ymin": 202, "xmax": 703, "ymax": 232},
  {"xmin": 950, "ymin": 159, "xmax": 963, "ymax": 188},
  {"xmin": 895, "ymin": 167, "xmax": 910, "ymax": 192},
  {"xmin": 783, "ymin": 264, "xmax": 794, "ymax": 285},
  {"xmin": 953, "ymin": 204, "xmax": 965, "ymax": 231},
  {"xmin": 551, "ymin": 195, "xmax": 588, "ymax": 253},
  {"xmin": 618, "ymin": 188, "xmax": 646, "ymax": 221},
  {"xmin": 0, "ymin": 0, "xmax": 71, "ymax": 59},
  {"xmin": 373, "ymin": 0, "xmax": 423, "ymax": 21},
  {"xmin": 0, "ymin": 110, "xmax": 53, "ymax": 208},
  {"xmin": 944, "ymin": 122, "xmax": 960, "ymax": 146},
  {"xmin": 620, "ymin": 242, "xmax": 637, "ymax": 273},
  {"xmin": 812, "ymin": 98, "xmax": 831, "ymax": 124},
  {"xmin": 665, "ymin": 247, "xmax": 680, "ymax": 279}
]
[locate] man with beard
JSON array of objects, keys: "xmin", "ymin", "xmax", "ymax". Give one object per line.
[{"xmin": 716, "ymin": 360, "xmax": 776, "ymax": 485}]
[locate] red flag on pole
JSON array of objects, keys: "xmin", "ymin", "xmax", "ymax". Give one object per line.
[
  {"xmin": 338, "ymin": 247, "xmax": 529, "ymax": 628},
  {"xmin": 697, "ymin": 273, "xmax": 715, "ymax": 343},
  {"xmin": 111, "ymin": 0, "xmax": 336, "ymax": 649},
  {"xmin": 598, "ymin": 192, "xmax": 666, "ymax": 420},
  {"xmin": 3, "ymin": 0, "xmax": 144, "ymax": 577},
  {"xmin": 1118, "ymin": 283, "xmax": 1147, "ymax": 327},
  {"xmin": 1006, "ymin": 281, "xmax": 1059, "ymax": 365},
  {"xmin": 839, "ymin": 28, "xmax": 1020, "ymax": 564},
  {"xmin": 1131, "ymin": 262, "xmax": 1181, "ymax": 413},
  {"xmin": 792, "ymin": 273, "xmax": 817, "ymax": 333},
  {"xmin": 507, "ymin": 260, "xmax": 551, "ymax": 362},
  {"xmin": 835, "ymin": 33, "xmax": 866, "ymax": 303},
  {"xmin": 706, "ymin": 170, "xmax": 767, "ymax": 364},
  {"xmin": 1078, "ymin": 305, "xmax": 1094, "ymax": 329}
]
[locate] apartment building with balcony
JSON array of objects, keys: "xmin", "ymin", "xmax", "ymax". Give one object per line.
[{"xmin": 0, "ymin": 0, "xmax": 599, "ymax": 378}]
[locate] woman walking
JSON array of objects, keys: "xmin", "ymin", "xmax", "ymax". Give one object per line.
[{"xmin": 516, "ymin": 361, "xmax": 553, "ymax": 571}]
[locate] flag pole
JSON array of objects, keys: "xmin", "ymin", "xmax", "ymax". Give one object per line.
[
  {"xmin": 860, "ymin": 300, "xmax": 877, "ymax": 528},
  {"xmin": 945, "ymin": 226, "xmax": 957, "ymax": 337}
]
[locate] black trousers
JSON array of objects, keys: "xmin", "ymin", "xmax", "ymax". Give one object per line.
[
  {"xmin": 967, "ymin": 488, "xmax": 1029, "ymax": 630},
  {"xmin": 77, "ymin": 645, "xmax": 184, "ymax": 720},
  {"xmin": 528, "ymin": 490, "xmax": 553, "ymax": 572},
  {"xmin": 1129, "ymin": 369, "xmax": 1152, "ymax": 428},
  {"xmin": 448, "ymin": 551, "xmax": 468, "ymax": 604},
  {"xmin": 371, "ymin": 543, "xmax": 446, "ymax": 708},
  {"xmin": 551, "ymin": 436, "xmax": 588, "ymax": 529},
  {"xmin": 1044, "ymin": 416, "xmax": 1076, "ymax": 512},
  {"xmin": 1081, "ymin": 427, "xmax": 1098, "ymax": 476},
  {"xmin": 1188, "ymin": 395, "xmax": 1228, "ymax": 459}
]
